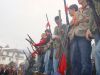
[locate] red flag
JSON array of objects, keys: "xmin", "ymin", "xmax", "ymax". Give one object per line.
[
  {"xmin": 64, "ymin": 0, "xmax": 69, "ymax": 25},
  {"xmin": 65, "ymin": 5, "xmax": 68, "ymax": 14},
  {"xmin": 58, "ymin": 53, "xmax": 67, "ymax": 75}
]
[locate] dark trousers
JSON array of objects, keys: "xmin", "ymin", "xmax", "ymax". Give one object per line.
[
  {"xmin": 38, "ymin": 53, "xmax": 45, "ymax": 73},
  {"xmin": 70, "ymin": 36, "xmax": 92, "ymax": 75},
  {"xmin": 94, "ymin": 31, "xmax": 100, "ymax": 75}
]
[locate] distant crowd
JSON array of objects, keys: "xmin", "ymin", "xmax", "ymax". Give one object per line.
[{"xmin": 0, "ymin": 64, "xmax": 25, "ymax": 75}]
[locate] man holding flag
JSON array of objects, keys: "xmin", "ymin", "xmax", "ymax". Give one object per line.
[{"xmin": 52, "ymin": 15, "xmax": 67, "ymax": 75}]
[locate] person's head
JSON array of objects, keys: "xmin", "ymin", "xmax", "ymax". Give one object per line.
[
  {"xmin": 45, "ymin": 29, "xmax": 51, "ymax": 35},
  {"xmin": 69, "ymin": 4, "xmax": 78, "ymax": 16},
  {"xmin": 55, "ymin": 16, "xmax": 62, "ymax": 26},
  {"xmin": 5, "ymin": 65, "xmax": 9, "ymax": 69},
  {"xmin": 78, "ymin": 0, "xmax": 87, "ymax": 6},
  {"xmin": 41, "ymin": 33, "xmax": 47, "ymax": 39}
]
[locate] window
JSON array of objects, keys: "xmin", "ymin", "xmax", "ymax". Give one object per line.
[{"xmin": 2, "ymin": 56, "xmax": 6, "ymax": 60}]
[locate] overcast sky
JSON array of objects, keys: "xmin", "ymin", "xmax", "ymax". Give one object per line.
[{"xmin": 0, "ymin": 0, "xmax": 79, "ymax": 50}]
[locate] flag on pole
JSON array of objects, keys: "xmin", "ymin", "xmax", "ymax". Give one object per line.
[
  {"xmin": 46, "ymin": 14, "xmax": 51, "ymax": 29},
  {"xmin": 64, "ymin": 0, "xmax": 69, "ymax": 25},
  {"xmin": 58, "ymin": 53, "xmax": 67, "ymax": 75},
  {"xmin": 58, "ymin": 0, "xmax": 70, "ymax": 75},
  {"xmin": 65, "ymin": 4, "xmax": 68, "ymax": 14}
]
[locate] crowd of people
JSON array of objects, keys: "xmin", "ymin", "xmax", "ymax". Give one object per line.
[
  {"xmin": 28, "ymin": 0, "xmax": 100, "ymax": 75},
  {"xmin": 0, "ymin": 64, "xmax": 17, "ymax": 75},
  {"xmin": 0, "ymin": 64, "xmax": 26, "ymax": 75},
  {"xmin": 1, "ymin": 0, "xmax": 100, "ymax": 75}
]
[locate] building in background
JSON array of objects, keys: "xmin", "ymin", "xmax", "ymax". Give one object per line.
[{"xmin": 0, "ymin": 47, "xmax": 26, "ymax": 66}]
